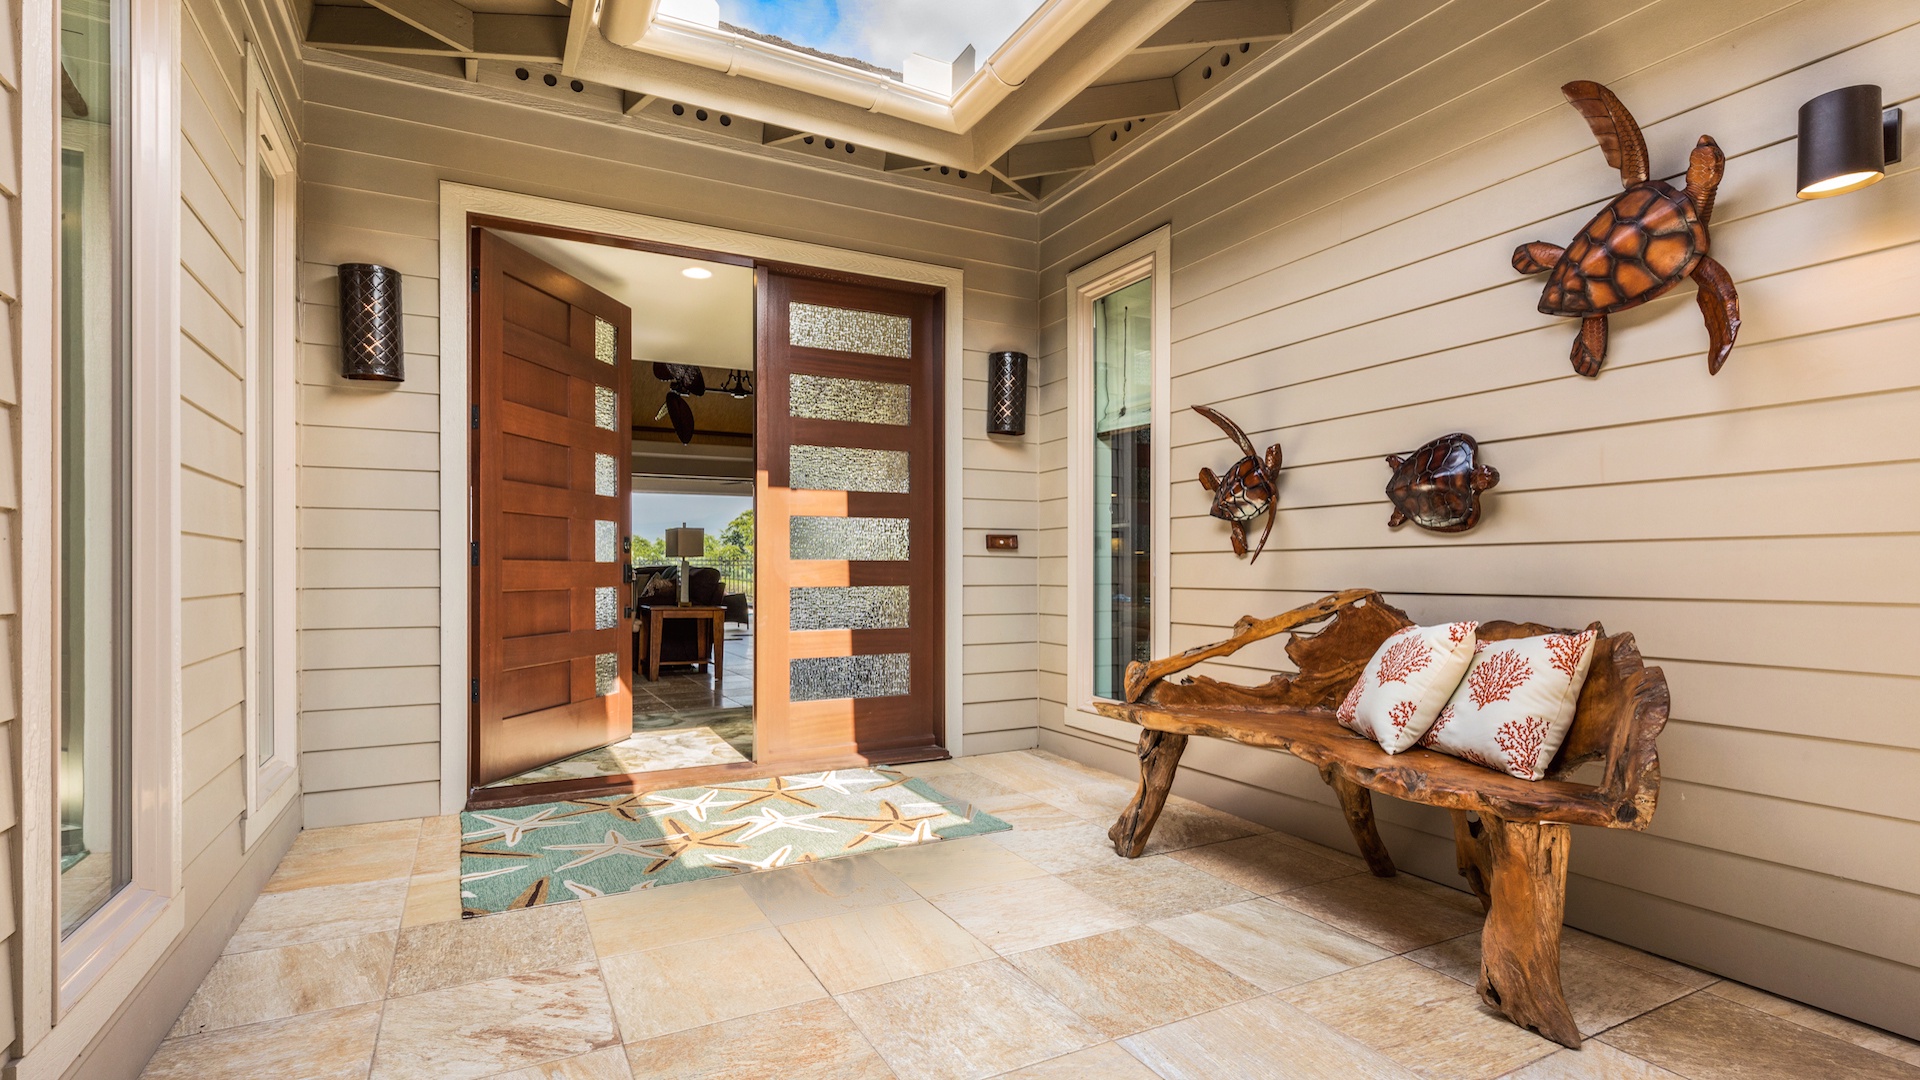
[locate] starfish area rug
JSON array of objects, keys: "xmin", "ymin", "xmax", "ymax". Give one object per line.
[{"xmin": 458, "ymin": 767, "xmax": 1011, "ymax": 916}]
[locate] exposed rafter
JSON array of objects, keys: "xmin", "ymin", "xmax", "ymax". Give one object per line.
[
  {"xmin": 307, "ymin": 7, "xmax": 567, "ymax": 63},
  {"xmin": 363, "ymin": 0, "xmax": 474, "ymax": 52},
  {"xmin": 1036, "ymin": 78, "xmax": 1180, "ymax": 135}
]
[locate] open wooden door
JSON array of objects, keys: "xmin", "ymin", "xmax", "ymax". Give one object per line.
[
  {"xmin": 755, "ymin": 270, "xmax": 946, "ymax": 764},
  {"xmin": 471, "ymin": 229, "xmax": 633, "ymax": 789}
]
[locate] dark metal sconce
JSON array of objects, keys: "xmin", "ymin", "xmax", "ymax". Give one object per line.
[
  {"xmin": 987, "ymin": 350, "xmax": 1027, "ymax": 436},
  {"xmin": 1797, "ymin": 84, "xmax": 1903, "ymax": 199},
  {"xmin": 338, "ymin": 263, "xmax": 405, "ymax": 381}
]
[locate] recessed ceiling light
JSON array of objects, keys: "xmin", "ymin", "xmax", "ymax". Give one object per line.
[{"xmin": 681, "ymin": 266, "xmax": 713, "ymax": 280}]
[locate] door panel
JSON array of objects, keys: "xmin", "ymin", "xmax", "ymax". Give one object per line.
[
  {"xmin": 472, "ymin": 230, "xmax": 633, "ymax": 789},
  {"xmin": 755, "ymin": 271, "xmax": 945, "ymax": 763}
]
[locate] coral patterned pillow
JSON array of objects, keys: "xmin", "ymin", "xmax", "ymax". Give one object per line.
[
  {"xmin": 1423, "ymin": 630, "xmax": 1599, "ymax": 780},
  {"xmin": 1336, "ymin": 621, "xmax": 1478, "ymax": 753}
]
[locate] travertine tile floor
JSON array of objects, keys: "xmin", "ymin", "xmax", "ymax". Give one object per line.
[{"xmin": 142, "ymin": 749, "xmax": 1920, "ymax": 1080}]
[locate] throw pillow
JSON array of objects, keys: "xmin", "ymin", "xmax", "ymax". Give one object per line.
[
  {"xmin": 1422, "ymin": 629, "xmax": 1599, "ymax": 780},
  {"xmin": 1336, "ymin": 621, "xmax": 1478, "ymax": 753}
]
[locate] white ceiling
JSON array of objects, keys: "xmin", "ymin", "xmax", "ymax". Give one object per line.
[{"xmin": 495, "ymin": 230, "xmax": 755, "ymax": 370}]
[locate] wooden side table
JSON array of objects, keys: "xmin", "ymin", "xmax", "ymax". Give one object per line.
[{"xmin": 633, "ymin": 604, "xmax": 726, "ymax": 683}]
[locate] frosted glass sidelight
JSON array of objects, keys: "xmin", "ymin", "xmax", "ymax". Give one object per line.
[
  {"xmin": 789, "ymin": 374, "xmax": 910, "ymax": 425},
  {"xmin": 790, "ymin": 586, "xmax": 910, "ymax": 631},
  {"xmin": 596, "ymin": 587, "xmax": 619, "ymax": 630},
  {"xmin": 595, "ymin": 653, "xmax": 619, "ymax": 696},
  {"xmin": 595, "ymin": 453, "xmax": 619, "ymax": 497},
  {"xmin": 790, "ymin": 445, "xmax": 909, "ymax": 494},
  {"xmin": 788, "ymin": 302, "xmax": 912, "ymax": 359},
  {"xmin": 594, "ymin": 385, "xmax": 618, "ymax": 430},
  {"xmin": 594, "ymin": 317, "xmax": 618, "ymax": 364},
  {"xmin": 596, "ymin": 520, "xmax": 618, "ymax": 562},
  {"xmin": 790, "ymin": 516, "xmax": 909, "ymax": 561},
  {"xmin": 790, "ymin": 653, "xmax": 911, "ymax": 702}
]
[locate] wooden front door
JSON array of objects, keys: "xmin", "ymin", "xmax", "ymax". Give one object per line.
[
  {"xmin": 755, "ymin": 270, "xmax": 946, "ymax": 763},
  {"xmin": 471, "ymin": 229, "xmax": 633, "ymax": 788}
]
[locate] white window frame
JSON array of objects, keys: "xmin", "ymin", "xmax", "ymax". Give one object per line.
[
  {"xmin": 18, "ymin": 0, "xmax": 185, "ymax": 1059},
  {"xmin": 1064, "ymin": 226, "xmax": 1172, "ymax": 739},
  {"xmin": 242, "ymin": 49, "xmax": 300, "ymax": 849}
]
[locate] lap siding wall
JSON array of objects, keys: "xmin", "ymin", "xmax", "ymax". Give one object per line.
[{"xmin": 1031, "ymin": 0, "xmax": 1920, "ymax": 1040}]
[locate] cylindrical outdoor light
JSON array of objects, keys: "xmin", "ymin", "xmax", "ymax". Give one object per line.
[
  {"xmin": 1797, "ymin": 84, "xmax": 1903, "ymax": 199},
  {"xmin": 987, "ymin": 350, "xmax": 1028, "ymax": 436},
  {"xmin": 338, "ymin": 263, "xmax": 405, "ymax": 381}
]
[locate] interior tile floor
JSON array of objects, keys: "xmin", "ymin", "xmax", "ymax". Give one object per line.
[
  {"xmin": 485, "ymin": 622, "xmax": 757, "ymax": 788},
  {"xmin": 141, "ymin": 749, "xmax": 1920, "ymax": 1080}
]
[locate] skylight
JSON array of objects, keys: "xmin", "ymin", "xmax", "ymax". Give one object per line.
[{"xmin": 716, "ymin": 0, "xmax": 1050, "ymax": 77}]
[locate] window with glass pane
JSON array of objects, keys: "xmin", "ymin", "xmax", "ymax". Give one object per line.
[
  {"xmin": 59, "ymin": 0, "xmax": 132, "ymax": 935},
  {"xmin": 1090, "ymin": 277, "xmax": 1153, "ymax": 700},
  {"xmin": 254, "ymin": 156, "xmax": 277, "ymax": 766}
]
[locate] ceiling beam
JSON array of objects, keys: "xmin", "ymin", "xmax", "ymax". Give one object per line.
[
  {"xmin": 620, "ymin": 90, "xmax": 656, "ymax": 115},
  {"xmin": 1136, "ymin": 0, "xmax": 1293, "ymax": 51},
  {"xmin": 1004, "ymin": 137, "xmax": 1095, "ymax": 179},
  {"xmin": 363, "ymin": 0, "xmax": 473, "ymax": 52},
  {"xmin": 307, "ymin": 8, "xmax": 567, "ymax": 63},
  {"xmin": 1035, "ymin": 78, "xmax": 1179, "ymax": 133}
]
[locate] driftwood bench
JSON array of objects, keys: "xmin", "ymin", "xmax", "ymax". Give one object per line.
[{"xmin": 1092, "ymin": 588, "xmax": 1669, "ymax": 1048}]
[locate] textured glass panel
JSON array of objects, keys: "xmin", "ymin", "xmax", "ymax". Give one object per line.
[
  {"xmin": 790, "ymin": 653, "xmax": 911, "ymax": 702},
  {"xmin": 595, "ymin": 453, "xmax": 618, "ymax": 498},
  {"xmin": 789, "ymin": 374, "xmax": 910, "ymax": 425},
  {"xmin": 595, "ymin": 586, "xmax": 619, "ymax": 631},
  {"xmin": 593, "ymin": 317, "xmax": 617, "ymax": 364},
  {"xmin": 790, "ymin": 586, "xmax": 910, "ymax": 631},
  {"xmin": 594, "ymin": 385, "xmax": 617, "ymax": 431},
  {"xmin": 788, "ymin": 302, "xmax": 911, "ymax": 359},
  {"xmin": 595, "ymin": 652, "xmax": 619, "ymax": 696},
  {"xmin": 790, "ymin": 445, "xmax": 909, "ymax": 494},
  {"xmin": 595, "ymin": 520, "xmax": 618, "ymax": 562},
  {"xmin": 790, "ymin": 516, "xmax": 909, "ymax": 561}
]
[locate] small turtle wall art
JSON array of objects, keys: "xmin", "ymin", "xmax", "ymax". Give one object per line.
[
  {"xmin": 1193, "ymin": 405, "xmax": 1281, "ymax": 562},
  {"xmin": 1513, "ymin": 80, "xmax": 1741, "ymax": 377},
  {"xmin": 1385, "ymin": 433, "xmax": 1500, "ymax": 534}
]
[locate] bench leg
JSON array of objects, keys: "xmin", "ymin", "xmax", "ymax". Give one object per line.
[
  {"xmin": 1108, "ymin": 729, "xmax": 1188, "ymax": 858},
  {"xmin": 1326, "ymin": 772, "xmax": 1396, "ymax": 877},
  {"xmin": 1477, "ymin": 815, "xmax": 1581, "ymax": 1048},
  {"xmin": 1450, "ymin": 810, "xmax": 1493, "ymax": 913}
]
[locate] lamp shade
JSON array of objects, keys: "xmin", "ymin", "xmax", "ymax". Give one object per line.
[
  {"xmin": 987, "ymin": 351, "xmax": 1028, "ymax": 436},
  {"xmin": 1797, "ymin": 84, "xmax": 1900, "ymax": 199},
  {"xmin": 338, "ymin": 263, "xmax": 405, "ymax": 381},
  {"xmin": 665, "ymin": 526, "xmax": 705, "ymax": 559}
]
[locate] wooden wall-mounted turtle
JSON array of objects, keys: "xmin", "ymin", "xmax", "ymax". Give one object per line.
[
  {"xmin": 1513, "ymin": 80, "xmax": 1740, "ymax": 376},
  {"xmin": 1386, "ymin": 433, "xmax": 1499, "ymax": 533},
  {"xmin": 1193, "ymin": 405, "xmax": 1281, "ymax": 562}
]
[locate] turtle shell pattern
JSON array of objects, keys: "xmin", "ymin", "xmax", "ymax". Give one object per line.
[
  {"xmin": 1209, "ymin": 455, "xmax": 1273, "ymax": 524},
  {"xmin": 1540, "ymin": 181, "xmax": 1705, "ymax": 316},
  {"xmin": 1387, "ymin": 435, "xmax": 1494, "ymax": 533}
]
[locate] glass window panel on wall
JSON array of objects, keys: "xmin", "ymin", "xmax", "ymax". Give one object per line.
[
  {"xmin": 59, "ymin": 0, "xmax": 132, "ymax": 935},
  {"xmin": 254, "ymin": 158, "xmax": 276, "ymax": 767},
  {"xmin": 1090, "ymin": 277, "xmax": 1153, "ymax": 701}
]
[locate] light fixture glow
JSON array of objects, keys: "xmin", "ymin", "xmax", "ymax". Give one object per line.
[
  {"xmin": 1798, "ymin": 169, "xmax": 1883, "ymax": 198},
  {"xmin": 681, "ymin": 266, "xmax": 713, "ymax": 279},
  {"xmin": 1797, "ymin": 84, "xmax": 1902, "ymax": 200}
]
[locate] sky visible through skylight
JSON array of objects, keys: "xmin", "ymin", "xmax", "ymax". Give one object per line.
[{"xmin": 719, "ymin": 0, "xmax": 1048, "ymax": 71}]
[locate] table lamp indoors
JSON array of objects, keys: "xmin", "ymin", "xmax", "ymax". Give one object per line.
[{"xmin": 665, "ymin": 525, "xmax": 704, "ymax": 606}]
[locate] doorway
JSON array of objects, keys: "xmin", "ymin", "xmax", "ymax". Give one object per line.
[{"xmin": 458, "ymin": 205, "xmax": 955, "ymax": 808}]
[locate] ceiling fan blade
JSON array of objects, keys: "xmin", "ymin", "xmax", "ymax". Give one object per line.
[{"xmin": 665, "ymin": 393, "xmax": 696, "ymax": 445}]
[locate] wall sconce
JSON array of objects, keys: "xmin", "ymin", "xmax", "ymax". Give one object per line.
[
  {"xmin": 338, "ymin": 263, "xmax": 405, "ymax": 381},
  {"xmin": 1797, "ymin": 84, "xmax": 1903, "ymax": 199},
  {"xmin": 987, "ymin": 350, "xmax": 1027, "ymax": 436}
]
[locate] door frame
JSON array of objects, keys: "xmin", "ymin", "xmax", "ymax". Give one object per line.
[{"xmin": 436, "ymin": 182, "xmax": 966, "ymax": 815}]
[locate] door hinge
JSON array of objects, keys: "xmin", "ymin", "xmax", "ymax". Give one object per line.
[
  {"xmin": 471, "ymin": 267, "xmax": 480, "ymax": 292},
  {"xmin": 470, "ymin": 541, "xmax": 479, "ymax": 566},
  {"xmin": 471, "ymin": 404, "xmax": 480, "ymax": 430},
  {"xmin": 470, "ymin": 679, "xmax": 479, "ymax": 703}
]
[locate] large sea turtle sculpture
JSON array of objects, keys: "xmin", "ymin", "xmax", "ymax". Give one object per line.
[
  {"xmin": 1385, "ymin": 433, "xmax": 1499, "ymax": 533},
  {"xmin": 1193, "ymin": 405, "xmax": 1281, "ymax": 562},
  {"xmin": 1513, "ymin": 80, "xmax": 1740, "ymax": 376}
]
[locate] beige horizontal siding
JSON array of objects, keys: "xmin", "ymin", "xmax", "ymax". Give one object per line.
[{"xmin": 1032, "ymin": 0, "xmax": 1920, "ymax": 1040}]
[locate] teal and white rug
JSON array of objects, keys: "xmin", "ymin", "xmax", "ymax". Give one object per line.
[{"xmin": 459, "ymin": 767, "xmax": 1010, "ymax": 916}]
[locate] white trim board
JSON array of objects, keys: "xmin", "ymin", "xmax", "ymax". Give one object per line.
[
  {"xmin": 435, "ymin": 182, "xmax": 968, "ymax": 814},
  {"xmin": 1062, "ymin": 225, "xmax": 1172, "ymax": 743}
]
